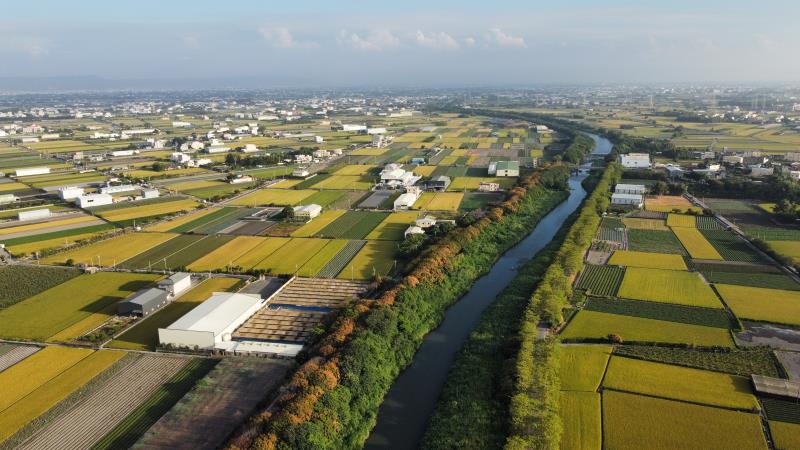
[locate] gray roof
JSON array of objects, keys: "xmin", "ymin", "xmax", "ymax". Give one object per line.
[
  {"xmin": 159, "ymin": 272, "xmax": 191, "ymax": 285},
  {"xmin": 126, "ymin": 288, "xmax": 168, "ymax": 306},
  {"xmin": 752, "ymin": 375, "xmax": 800, "ymax": 398},
  {"xmin": 431, "ymin": 175, "xmax": 451, "ymax": 183}
]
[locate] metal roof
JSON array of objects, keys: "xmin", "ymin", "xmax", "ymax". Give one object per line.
[
  {"xmin": 167, "ymin": 292, "xmax": 263, "ymax": 336},
  {"xmin": 752, "ymin": 375, "xmax": 800, "ymax": 398},
  {"xmin": 125, "ymin": 288, "xmax": 168, "ymax": 306}
]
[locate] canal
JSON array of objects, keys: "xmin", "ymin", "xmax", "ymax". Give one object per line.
[{"xmin": 365, "ymin": 133, "xmax": 612, "ymax": 449}]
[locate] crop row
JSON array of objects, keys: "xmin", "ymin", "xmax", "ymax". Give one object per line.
[
  {"xmin": 627, "ymin": 229, "xmax": 686, "ymax": 255},
  {"xmin": 700, "ymin": 229, "xmax": 765, "ymax": 263},
  {"xmin": 317, "ymin": 211, "xmax": 388, "ymax": 239},
  {"xmin": 585, "ymin": 297, "xmax": 732, "ymax": 328},
  {"xmin": 316, "ymin": 240, "xmax": 366, "ymax": 278},
  {"xmin": 576, "ymin": 265, "xmax": 624, "ymax": 297}
]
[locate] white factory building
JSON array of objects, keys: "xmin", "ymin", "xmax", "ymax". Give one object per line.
[
  {"xmin": 18, "ymin": 208, "xmax": 50, "ymax": 221},
  {"xmin": 157, "ymin": 272, "xmax": 192, "ymax": 296},
  {"xmin": 15, "ymin": 166, "xmax": 50, "ymax": 177},
  {"xmin": 75, "ymin": 193, "xmax": 113, "ymax": 208},
  {"xmin": 620, "ymin": 153, "xmax": 652, "ymax": 169},
  {"xmin": 611, "ymin": 193, "xmax": 643, "ymax": 208},
  {"xmin": 158, "ymin": 292, "xmax": 267, "ymax": 350},
  {"xmin": 293, "ymin": 204, "xmax": 322, "ymax": 221},
  {"xmin": 614, "ymin": 183, "xmax": 647, "ymax": 195},
  {"xmin": 100, "ymin": 184, "xmax": 138, "ymax": 194},
  {"xmin": 59, "ymin": 186, "xmax": 84, "ymax": 200}
]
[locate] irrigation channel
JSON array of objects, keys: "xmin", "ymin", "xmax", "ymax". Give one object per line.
[{"xmin": 364, "ymin": 133, "xmax": 612, "ymax": 449}]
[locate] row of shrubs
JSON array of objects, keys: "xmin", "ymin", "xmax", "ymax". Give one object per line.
[
  {"xmin": 506, "ymin": 162, "xmax": 621, "ymax": 450},
  {"xmin": 226, "ymin": 165, "xmax": 572, "ymax": 450}
]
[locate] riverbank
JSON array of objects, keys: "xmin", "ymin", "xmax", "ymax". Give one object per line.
[{"xmin": 225, "ymin": 165, "xmax": 571, "ymax": 449}]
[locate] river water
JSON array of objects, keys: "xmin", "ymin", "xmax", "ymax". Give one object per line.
[{"xmin": 364, "ymin": 134, "xmax": 612, "ymax": 449}]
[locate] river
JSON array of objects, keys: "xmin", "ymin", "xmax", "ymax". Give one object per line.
[{"xmin": 365, "ymin": 133, "xmax": 612, "ymax": 449}]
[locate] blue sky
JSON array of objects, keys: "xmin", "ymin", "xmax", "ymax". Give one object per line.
[{"xmin": 2, "ymin": 1, "xmax": 798, "ymax": 86}]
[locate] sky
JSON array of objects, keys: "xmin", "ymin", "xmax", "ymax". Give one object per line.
[{"xmin": 2, "ymin": 0, "xmax": 799, "ymax": 88}]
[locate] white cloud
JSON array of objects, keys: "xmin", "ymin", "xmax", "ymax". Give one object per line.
[
  {"xmin": 464, "ymin": 36, "xmax": 477, "ymax": 47},
  {"xmin": 485, "ymin": 28, "xmax": 526, "ymax": 48},
  {"xmin": 414, "ymin": 30, "xmax": 459, "ymax": 50},
  {"xmin": 338, "ymin": 29, "xmax": 400, "ymax": 51},
  {"xmin": 259, "ymin": 27, "xmax": 317, "ymax": 49}
]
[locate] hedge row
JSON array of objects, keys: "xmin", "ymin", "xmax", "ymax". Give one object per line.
[
  {"xmin": 226, "ymin": 165, "xmax": 571, "ymax": 450},
  {"xmin": 506, "ymin": 163, "xmax": 621, "ymax": 450}
]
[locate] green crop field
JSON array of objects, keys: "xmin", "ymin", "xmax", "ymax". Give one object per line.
[
  {"xmin": 672, "ymin": 227, "xmax": 723, "ymax": 260},
  {"xmin": 187, "ymin": 236, "xmax": 267, "ymax": 271},
  {"xmin": 608, "ymin": 250, "xmax": 687, "ymax": 270},
  {"xmin": 700, "ymin": 229, "xmax": 765, "ymax": 263},
  {"xmin": 316, "ymin": 240, "xmax": 366, "ymax": 278},
  {"xmin": 120, "ymin": 234, "xmax": 235, "ymax": 271},
  {"xmin": 715, "ymin": 284, "xmax": 800, "ymax": 326},
  {"xmin": 560, "ymin": 344, "xmax": 612, "ymax": 392},
  {"xmin": 302, "ymin": 190, "xmax": 346, "ymax": 207},
  {"xmin": 703, "ymin": 271, "xmax": 800, "ymax": 291},
  {"xmin": 613, "ymin": 346, "xmax": 781, "ymax": 377},
  {"xmin": 602, "ymin": 357, "xmax": 759, "ymax": 410},
  {"xmin": 0, "ymin": 266, "xmax": 80, "ymax": 308},
  {"xmin": 560, "ymin": 392, "xmax": 601, "ymax": 450},
  {"xmin": 585, "ymin": 297, "xmax": 732, "ymax": 328},
  {"xmin": 317, "ymin": 211, "xmax": 389, "ymax": 239},
  {"xmin": 575, "ymin": 264, "xmax": 624, "ymax": 297},
  {"xmin": 40, "ymin": 232, "xmax": 178, "ymax": 266},
  {"xmin": 627, "ymin": 229, "xmax": 686, "ymax": 254},
  {"xmin": 366, "ymin": 212, "xmax": 420, "ymax": 240},
  {"xmin": 617, "ymin": 267, "xmax": 722, "ymax": 308},
  {"xmin": 0, "ymin": 272, "xmax": 160, "ymax": 341},
  {"xmin": 291, "ymin": 210, "xmax": 346, "ymax": 237},
  {"xmin": 337, "ymin": 240, "xmax": 397, "ymax": 280},
  {"xmin": 602, "ymin": 391, "xmax": 767, "ymax": 450},
  {"xmin": 561, "ymin": 310, "xmax": 734, "ymax": 347}
]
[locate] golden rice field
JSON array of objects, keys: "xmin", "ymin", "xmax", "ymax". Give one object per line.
[
  {"xmin": 230, "ymin": 188, "xmax": 316, "ymax": 206},
  {"xmin": 412, "ymin": 165, "xmax": 437, "ymax": 176},
  {"xmin": 560, "ymin": 344, "xmax": 612, "ymax": 392},
  {"xmin": 165, "ymin": 180, "xmax": 225, "ymax": 191},
  {"xmin": 123, "ymin": 167, "xmax": 207, "ymax": 178},
  {"xmin": 608, "ymin": 250, "xmax": 687, "ymax": 271},
  {"xmin": 602, "ymin": 391, "xmax": 767, "ymax": 450},
  {"xmin": 672, "ymin": 227, "xmax": 723, "ymax": 260},
  {"xmin": 561, "ymin": 310, "xmax": 734, "ymax": 347},
  {"xmin": 0, "ymin": 349, "xmax": 123, "ymax": 442},
  {"xmin": 297, "ymin": 239, "xmax": 349, "ymax": 277},
  {"xmin": 438, "ymin": 155, "xmax": 459, "ymax": 166},
  {"xmin": 366, "ymin": 212, "xmax": 420, "ymax": 240},
  {"xmin": 769, "ymin": 421, "xmax": 800, "ymax": 450},
  {"xmin": 291, "ymin": 210, "xmax": 346, "ymax": 237},
  {"xmin": 337, "ymin": 240, "xmax": 397, "ymax": 280},
  {"xmin": 560, "ymin": 392, "xmax": 602, "ymax": 450},
  {"xmin": 622, "ymin": 217, "xmax": 669, "ymax": 231},
  {"xmin": 41, "ymin": 232, "xmax": 177, "ymax": 266},
  {"xmin": 0, "ymin": 215, "xmax": 98, "ymax": 237},
  {"xmin": 310, "ymin": 175, "xmax": 374, "ymax": 190},
  {"xmin": 252, "ymin": 238, "xmax": 330, "ymax": 275},
  {"xmin": 6, "ymin": 230, "xmax": 111, "ymax": 257},
  {"xmin": 0, "ymin": 181, "xmax": 30, "ymax": 193},
  {"xmin": 146, "ymin": 207, "xmax": 220, "ymax": 232},
  {"xmin": 232, "ymin": 237, "xmax": 291, "ymax": 269},
  {"xmin": 617, "ymin": 267, "xmax": 722, "ymax": 308},
  {"xmin": 666, "ymin": 213, "xmax": 697, "ymax": 228},
  {"xmin": 602, "ymin": 357, "xmax": 759, "ymax": 410},
  {"xmin": 715, "ymin": 284, "xmax": 800, "ymax": 326},
  {"xmin": 334, "ymin": 164, "xmax": 377, "ymax": 176},
  {"xmin": 187, "ymin": 236, "xmax": 267, "ymax": 271},
  {"xmin": 350, "ymin": 147, "xmax": 386, "ymax": 156},
  {"xmin": 268, "ymin": 178, "xmax": 305, "ymax": 189},
  {"xmin": 414, "ymin": 192, "xmax": 464, "ymax": 211},
  {"xmin": 766, "ymin": 240, "xmax": 800, "ymax": 262},
  {"xmin": 97, "ymin": 199, "xmax": 199, "ymax": 222}
]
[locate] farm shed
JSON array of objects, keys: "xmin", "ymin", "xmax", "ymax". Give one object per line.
[
  {"xmin": 59, "ymin": 186, "xmax": 84, "ymax": 200},
  {"xmin": 157, "ymin": 272, "xmax": 192, "ymax": 296},
  {"xmin": 611, "ymin": 193, "xmax": 643, "ymax": 208},
  {"xmin": 18, "ymin": 208, "xmax": 51, "ymax": 221},
  {"xmin": 489, "ymin": 161, "xmax": 520, "ymax": 177},
  {"xmin": 158, "ymin": 292, "xmax": 266, "ymax": 350},
  {"xmin": 614, "ymin": 183, "xmax": 647, "ymax": 195},
  {"xmin": 394, "ymin": 192, "xmax": 420, "ymax": 211},
  {"xmin": 428, "ymin": 176, "xmax": 451, "ymax": 192},
  {"xmin": 118, "ymin": 287, "xmax": 169, "ymax": 316},
  {"xmin": 293, "ymin": 204, "xmax": 322, "ymax": 221},
  {"xmin": 0, "ymin": 194, "xmax": 18, "ymax": 204},
  {"xmin": 15, "ymin": 166, "xmax": 50, "ymax": 177},
  {"xmin": 751, "ymin": 375, "xmax": 800, "ymax": 399}
]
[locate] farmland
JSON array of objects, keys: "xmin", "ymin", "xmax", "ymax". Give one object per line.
[
  {"xmin": 716, "ymin": 284, "xmax": 800, "ymax": 326},
  {"xmin": 0, "ymin": 272, "xmax": 160, "ymax": 341},
  {"xmin": 608, "ymin": 250, "xmax": 687, "ymax": 270},
  {"xmin": 365, "ymin": 211, "xmax": 420, "ymax": 240},
  {"xmin": 627, "ymin": 229, "xmax": 686, "ymax": 254},
  {"xmin": 186, "ymin": 236, "xmax": 267, "ymax": 271},
  {"xmin": 585, "ymin": 297, "xmax": 732, "ymax": 328},
  {"xmin": 230, "ymin": 188, "xmax": 315, "ymax": 206},
  {"xmin": 560, "ymin": 392, "xmax": 601, "ymax": 450},
  {"xmin": 672, "ymin": 227, "xmax": 723, "ymax": 260},
  {"xmin": 337, "ymin": 240, "xmax": 397, "ymax": 280},
  {"xmin": 0, "ymin": 266, "xmax": 79, "ymax": 308},
  {"xmin": 119, "ymin": 234, "xmax": 235, "ymax": 270},
  {"xmin": 560, "ymin": 345, "xmax": 611, "ymax": 391},
  {"xmin": 602, "ymin": 391, "xmax": 767, "ymax": 450},
  {"xmin": 617, "ymin": 267, "xmax": 722, "ymax": 308},
  {"xmin": 575, "ymin": 264, "xmax": 624, "ymax": 296},
  {"xmin": 95, "ymin": 198, "xmax": 199, "ymax": 223},
  {"xmin": 317, "ymin": 210, "xmax": 388, "ymax": 239},
  {"xmin": 40, "ymin": 232, "xmax": 177, "ymax": 266},
  {"xmin": 252, "ymin": 238, "xmax": 331, "ymax": 274},
  {"xmin": 291, "ymin": 209, "xmax": 345, "ymax": 237}
]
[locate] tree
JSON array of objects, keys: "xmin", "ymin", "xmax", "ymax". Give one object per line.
[
  {"xmin": 151, "ymin": 162, "xmax": 167, "ymax": 172},
  {"xmin": 282, "ymin": 206, "xmax": 295, "ymax": 220},
  {"xmin": 651, "ymin": 181, "xmax": 668, "ymax": 195}
]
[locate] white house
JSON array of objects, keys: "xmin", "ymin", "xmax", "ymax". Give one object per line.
[
  {"xmin": 292, "ymin": 168, "xmax": 310, "ymax": 178},
  {"xmin": 394, "ymin": 187, "xmax": 422, "ymax": 211},
  {"xmin": 76, "ymin": 193, "xmax": 113, "ymax": 208},
  {"xmin": 404, "ymin": 226, "xmax": 425, "ymax": 238},
  {"xmin": 157, "ymin": 272, "xmax": 192, "ymax": 296},
  {"xmin": 230, "ymin": 175, "xmax": 254, "ymax": 184},
  {"xmin": 158, "ymin": 292, "xmax": 266, "ymax": 350},
  {"xmin": 372, "ymin": 134, "xmax": 386, "ymax": 148},
  {"xmin": 415, "ymin": 215, "xmax": 437, "ymax": 228},
  {"xmin": 142, "ymin": 188, "xmax": 160, "ymax": 199},
  {"xmin": 342, "ymin": 124, "xmax": 367, "ymax": 132},
  {"xmin": 111, "ymin": 150, "xmax": 138, "ymax": 157},
  {"xmin": 488, "ymin": 161, "xmax": 520, "ymax": 177},
  {"xmin": 100, "ymin": 184, "xmax": 137, "ymax": 194},
  {"xmin": 59, "ymin": 186, "xmax": 84, "ymax": 200},
  {"xmin": 723, "ymin": 155, "xmax": 744, "ymax": 165},
  {"xmin": 478, "ymin": 181, "xmax": 500, "ymax": 192},
  {"xmin": 293, "ymin": 204, "xmax": 322, "ymax": 220},
  {"xmin": 380, "ymin": 164, "xmax": 421, "ymax": 188},
  {"xmin": 367, "ymin": 127, "xmax": 387, "ymax": 135},
  {"xmin": 611, "ymin": 193, "xmax": 643, "ymax": 208},
  {"xmin": 206, "ymin": 140, "xmax": 230, "ymax": 154},
  {"xmin": 171, "ymin": 152, "xmax": 191, "ymax": 164},
  {"xmin": 620, "ymin": 153, "xmax": 652, "ymax": 169},
  {"xmin": 242, "ymin": 144, "xmax": 259, "ymax": 153}
]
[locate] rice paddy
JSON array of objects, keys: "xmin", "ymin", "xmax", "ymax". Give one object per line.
[{"xmin": 617, "ymin": 267, "xmax": 722, "ymax": 308}]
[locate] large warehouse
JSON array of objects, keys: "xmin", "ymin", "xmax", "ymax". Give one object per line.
[{"xmin": 158, "ymin": 292, "xmax": 266, "ymax": 350}]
